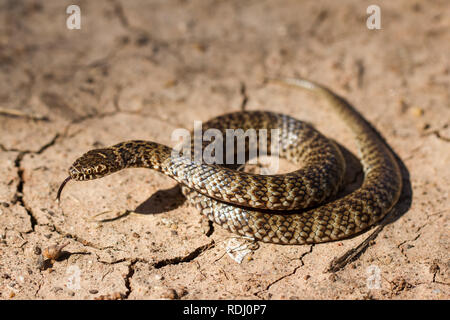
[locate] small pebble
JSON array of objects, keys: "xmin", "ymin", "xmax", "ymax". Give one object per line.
[
  {"xmin": 33, "ymin": 246, "xmax": 41, "ymax": 255},
  {"xmin": 429, "ymin": 260, "xmax": 440, "ymax": 274},
  {"xmin": 94, "ymin": 292, "xmax": 124, "ymax": 300},
  {"xmin": 136, "ymin": 34, "xmax": 149, "ymax": 46},
  {"xmin": 36, "ymin": 255, "xmax": 45, "ymax": 270},
  {"xmin": 164, "ymin": 79, "xmax": 178, "ymax": 88},
  {"xmin": 43, "ymin": 242, "xmax": 69, "ymax": 261},
  {"xmin": 161, "ymin": 288, "xmax": 178, "ymax": 300},
  {"xmin": 89, "ymin": 289, "xmax": 99, "ymax": 294},
  {"xmin": 410, "ymin": 107, "xmax": 424, "ymax": 117}
]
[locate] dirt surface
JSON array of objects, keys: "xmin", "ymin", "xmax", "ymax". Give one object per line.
[{"xmin": 0, "ymin": 0, "xmax": 449, "ymax": 300}]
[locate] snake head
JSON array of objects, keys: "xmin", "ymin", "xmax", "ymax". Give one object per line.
[
  {"xmin": 69, "ymin": 148, "xmax": 118, "ymax": 181},
  {"xmin": 57, "ymin": 148, "xmax": 119, "ymax": 202}
]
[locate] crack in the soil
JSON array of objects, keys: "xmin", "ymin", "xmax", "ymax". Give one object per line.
[
  {"xmin": 254, "ymin": 245, "xmax": 314, "ymax": 298},
  {"xmin": 45, "ymin": 222, "xmax": 119, "ymax": 252},
  {"xmin": 205, "ymin": 220, "xmax": 215, "ymax": 237},
  {"xmin": 153, "ymin": 240, "xmax": 215, "ymax": 269},
  {"xmin": 421, "ymin": 124, "xmax": 450, "ymax": 143},
  {"xmin": 94, "ymin": 240, "xmax": 215, "ymax": 299},
  {"xmin": 432, "ymin": 130, "xmax": 450, "ymax": 142},
  {"xmin": 123, "ymin": 259, "xmax": 137, "ymax": 299},
  {"xmin": 11, "ymin": 134, "xmax": 61, "ymax": 231},
  {"xmin": 396, "ymin": 227, "xmax": 424, "ymax": 262},
  {"xmin": 110, "ymin": 0, "xmax": 129, "ymax": 28},
  {"xmin": 0, "ymin": 133, "xmax": 60, "ymax": 154},
  {"xmin": 240, "ymin": 82, "xmax": 249, "ymax": 111},
  {"xmin": 14, "ymin": 155, "xmax": 38, "ymax": 230},
  {"xmin": 0, "ymin": 108, "xmax": 49, "ymax": 122}
]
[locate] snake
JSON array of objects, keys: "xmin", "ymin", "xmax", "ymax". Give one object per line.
[{"xmin": 57, "ymin": 78, "xmax": 402, "ymax": 245}]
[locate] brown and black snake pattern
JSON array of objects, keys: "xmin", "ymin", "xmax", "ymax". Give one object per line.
[{"xmin": 57, "ymin": 78, "xmax": 402, "ymax": 244}]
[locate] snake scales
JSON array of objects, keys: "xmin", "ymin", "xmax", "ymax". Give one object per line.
[{"xmin": 57, "ymin": 78, "xmax": 402, "ymax": 244}]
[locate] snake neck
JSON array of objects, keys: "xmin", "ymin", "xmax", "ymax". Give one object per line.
[{"xmin": 112, "ymin": 141, "xmax": 174, "ymax": 172}]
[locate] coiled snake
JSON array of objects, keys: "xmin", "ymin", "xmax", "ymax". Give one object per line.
[{"xmin": 57, "ymin": 78, "xmax": 402, "ymax": 244}]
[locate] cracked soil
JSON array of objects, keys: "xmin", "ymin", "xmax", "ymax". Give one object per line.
[{"xmin": 0, "ymin": 0, "xmax": 449, "ymax": 299}]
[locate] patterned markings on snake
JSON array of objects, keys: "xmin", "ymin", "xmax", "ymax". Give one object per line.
[{"xmin": 57, "ymin": 78, "xmax": 402, "ymax": 245}]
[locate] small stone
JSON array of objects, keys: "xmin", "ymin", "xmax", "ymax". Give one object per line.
[
  {"xmin": 136, "ymin": 34, "xmax": 149, "ymax": 46},
  {"xmin": 36, "ymin": 255, "xmax": 45, "ymax": 270},
  {"xmin": 89, "ymin": 289, "xmax": 99, "ymax": 294},
  {"xmin": 429, "ymin": 260, "xmax": 440, "ymax": 274},
  {"xmin": 43, "ymin": 242, "xmax": 69, "ymax": 260},
  {"xmin": 177, "ymin": 287, "xmax": 188, "ymax": 298},
  {"xmin": 33, "ymin": 246, "xmax": 41, "ymax": 255},
  {"xmin": 164, "ymin": 79, "xmax": 178, "ymax": 88},
  {"xmin": 112, "ymin": 292, "xmax": 123, "ymax": 299},
  {"xmin": 161, "ymin": 288, "xmax": 178, "ymax": 300},
  {"xmin": 410, "ymin": 107, "xmax": 424, "ymax": 117}
]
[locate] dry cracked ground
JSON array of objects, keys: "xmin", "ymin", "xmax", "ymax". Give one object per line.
[{"xmin": 0, "ymin": 0, "xmax": 449, "ymax": 300}]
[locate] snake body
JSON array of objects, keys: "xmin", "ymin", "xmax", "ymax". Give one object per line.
[{"xmin": 58, "ymin": 78, "xmax": 402, "ymax": 244}]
